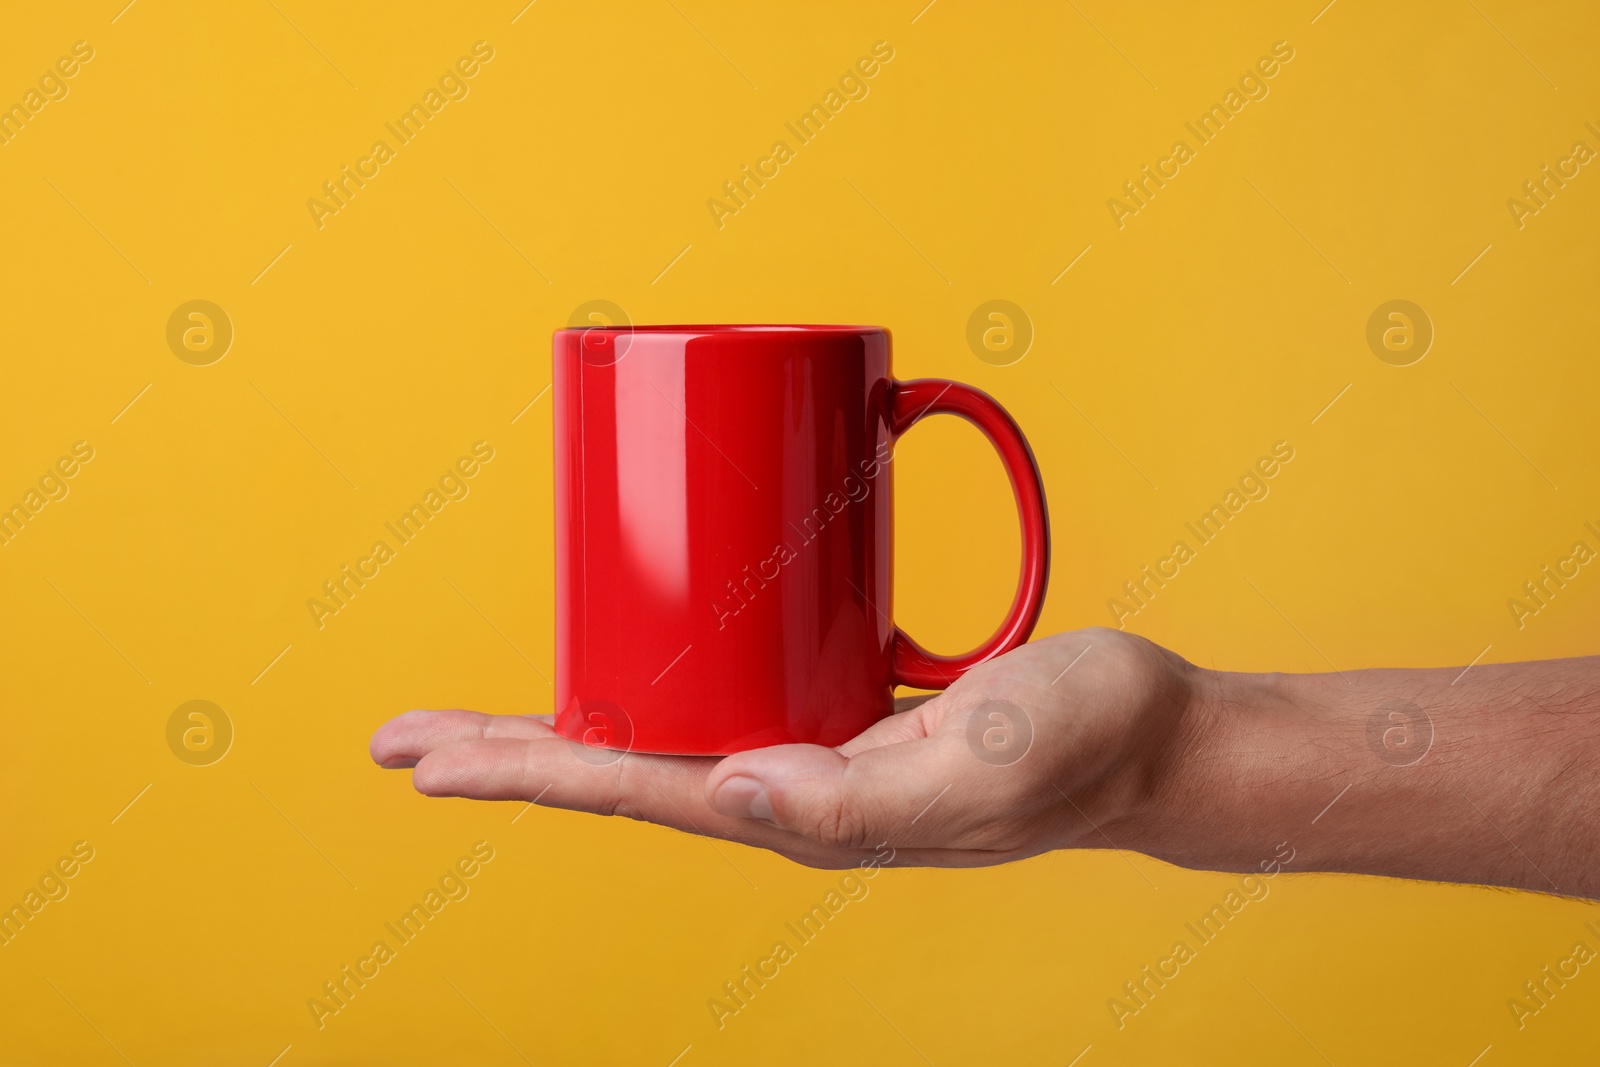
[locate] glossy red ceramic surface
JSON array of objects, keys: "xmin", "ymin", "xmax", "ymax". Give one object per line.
[{"xmin": 553, "ymin": 325, "xmax": 1049, "ymax": 755}]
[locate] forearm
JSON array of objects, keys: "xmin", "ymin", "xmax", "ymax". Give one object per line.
[{"xmin": 1127, "ymin": 656, "xmax": 1600, "ymax": 898}]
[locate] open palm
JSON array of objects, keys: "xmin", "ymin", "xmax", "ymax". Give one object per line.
[{"xmin": 370, "ymin": 628, "xmax": 1199, "ymax": 869}]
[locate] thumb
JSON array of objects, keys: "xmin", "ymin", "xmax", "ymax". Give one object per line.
[{"xmin": 706, "ymin": 738, "xmax": 960, "ymax": 850}]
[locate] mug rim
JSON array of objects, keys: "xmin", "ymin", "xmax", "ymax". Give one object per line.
[{"xmin": 554, "ymin": 323, "xmax": 885, "ymax": 337}]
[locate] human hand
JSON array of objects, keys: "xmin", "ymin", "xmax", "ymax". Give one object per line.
[{"xmin": 369, "ymin": 628, "xmax": 1203, "ymax": 869}]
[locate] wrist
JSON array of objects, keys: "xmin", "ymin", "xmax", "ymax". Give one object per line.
[{"xmin": 1120, "ymin": 665, "xmax": 1347, "ymax": 874}]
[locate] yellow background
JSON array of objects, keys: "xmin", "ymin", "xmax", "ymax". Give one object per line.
[{"xmin": 3, "ymin": 0, "xmax": 1598, "ymax": 1063}]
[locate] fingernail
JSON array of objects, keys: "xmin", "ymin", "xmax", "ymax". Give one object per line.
[{"xmin": 713, "ymin": 775, "xmax": 774, "ymax": 820}]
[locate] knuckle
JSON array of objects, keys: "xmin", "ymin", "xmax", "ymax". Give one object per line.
[
  {"xmin": 601, "ymin": 755, "xmax": 644, "ymax": 821},
  {"xmin": 1076, "ymin": 625, "xmax": 1120, "ymax": 641},
  {"xmin": 1078, "ymin": 626, "xmax": 1139, "ymax": 658},
  {"xmin": 607, "ymin": 796, "xmax": 646, "ymax": 822},
  {"xmin": 802, "ymin": 795, "xmax": 873, "ymax": 850}
]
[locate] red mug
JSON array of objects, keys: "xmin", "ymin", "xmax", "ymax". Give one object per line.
[{"xmin": 552, "ymin": 324, "xmax": 1049, "ymax": 755}]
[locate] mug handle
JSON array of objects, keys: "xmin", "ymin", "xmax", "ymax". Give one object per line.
[{"xmin": 888, "ymin": 378, "xmax": 1051, "ymax": 689}]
